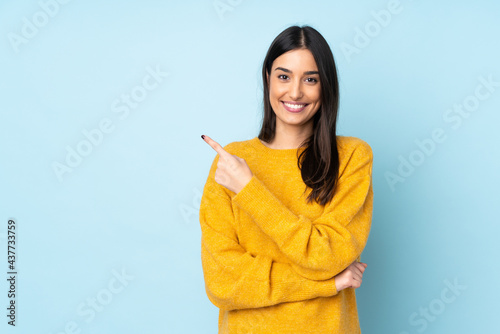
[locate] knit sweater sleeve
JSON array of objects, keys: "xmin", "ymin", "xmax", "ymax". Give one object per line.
[
  {"xmin": 199, "ymin": 155, "xmax": 338, "ymax": 311},
  {"xmin": 231, "ymin": 140, "xmax": 374, "ymax": 281}
]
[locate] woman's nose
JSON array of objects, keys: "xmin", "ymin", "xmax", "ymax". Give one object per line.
[{"xmin": 289, "ymin": 79, "xmax": 304, "ymax": 100}]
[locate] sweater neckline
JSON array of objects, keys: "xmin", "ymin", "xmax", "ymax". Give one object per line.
[{"xmin": 251, "ymin": 136, "xmax": 306, "ymax": 158}]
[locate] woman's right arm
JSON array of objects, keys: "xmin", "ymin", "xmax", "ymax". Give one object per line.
[{"xmin": 199, "ymin": 156, "xmax": 339, "ymax": 311}]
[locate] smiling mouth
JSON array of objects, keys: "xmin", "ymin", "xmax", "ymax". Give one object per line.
[{"xmin": 281, "ymin": 101, "xmax": 308, "ymax": 112}]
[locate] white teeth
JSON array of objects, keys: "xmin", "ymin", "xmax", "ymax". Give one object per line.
[{"xmin": 284, "ymin": 102, "xmax": 306, "ymax": 109}]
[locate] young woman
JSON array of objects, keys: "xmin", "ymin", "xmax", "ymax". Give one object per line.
[{"xmin": 199, "ymin": 25, "xmax": 373, "ymax": 334}]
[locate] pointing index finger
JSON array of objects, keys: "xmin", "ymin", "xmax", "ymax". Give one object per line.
[{"xmin": 202, "ymin": 134, "xmax": 231, "ymax": 159}]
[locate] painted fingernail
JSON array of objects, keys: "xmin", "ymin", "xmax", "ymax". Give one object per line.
[{"xmin": 201, "ymin": 135, "xmax": 205, "ymax": 140}]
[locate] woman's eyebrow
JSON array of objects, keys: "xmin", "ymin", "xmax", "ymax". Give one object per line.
[{"xmin": 274, "ymin": 67, "xmax": 319, "ymax": 75}]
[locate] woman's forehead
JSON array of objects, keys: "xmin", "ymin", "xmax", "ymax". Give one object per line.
[{"xmin": 272, "ymin": 49, "xmax": 318, "ymax": 72}]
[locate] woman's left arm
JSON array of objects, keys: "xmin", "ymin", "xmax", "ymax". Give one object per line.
[{"xmin": 231, "ymin": 142, "xmax": 374, "ymax": 281}]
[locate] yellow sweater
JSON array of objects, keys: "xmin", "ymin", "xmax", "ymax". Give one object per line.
[{"xmin": 199, "ymin": 136, "xmax": 374, "ymax": 334}]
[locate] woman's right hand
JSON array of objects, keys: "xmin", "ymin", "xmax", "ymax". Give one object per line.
[{"xmin": 334, "ymin": 261, "xmax": 368, "ymax": 292}]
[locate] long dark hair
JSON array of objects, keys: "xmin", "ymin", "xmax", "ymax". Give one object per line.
[{"xmin": 259, "ymin": 25, "xmax": 340, "ymax": 206}]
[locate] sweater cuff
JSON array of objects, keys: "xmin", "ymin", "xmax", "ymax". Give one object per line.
[
  {"xmin": 231, "ymin": 174, "xmax": 267, "ymax": 211},
  {"xmin": 231, "ymin": 174, "xmax": 302, "ymax": 249},
  {"xmin": 295, "ymin": 276, "xmax": 338, "ymax": 298},
  {"xmin": 231, "ymin": 174, "xmax": 292, "ymax": 228}
]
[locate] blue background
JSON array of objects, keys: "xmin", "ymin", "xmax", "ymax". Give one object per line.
[{"xmin": 1, "ymin": 1, "xmax": 499, "ymax": 333}]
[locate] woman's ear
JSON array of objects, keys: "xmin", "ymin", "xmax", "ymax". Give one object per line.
[{"xmin": 266, "ymin": 71, "xmax": 269, "ymax": 85}]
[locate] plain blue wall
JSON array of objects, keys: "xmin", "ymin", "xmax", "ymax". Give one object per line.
[{"xmin": 1, "ymin": 1, "xmax": 499, "ymax": 333}]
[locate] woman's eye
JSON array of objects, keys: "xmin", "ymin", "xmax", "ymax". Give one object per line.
[
  {"xmin": 306, "ymin": 77, "xmax": 318, "ymax": 83},
  {"xmin": 278, "ymin": 74, "xmax": 289, "ymax": 80}
]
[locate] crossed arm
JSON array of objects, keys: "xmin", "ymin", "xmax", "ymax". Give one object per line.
[{"xmin": 199, "ymin": 141, "xmax": 373, "ymax": 311}]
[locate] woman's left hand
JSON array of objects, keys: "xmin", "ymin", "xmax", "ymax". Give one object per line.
[{"xmin": 202, "ymin": 134, "xmax": 253, "ymax": 194}]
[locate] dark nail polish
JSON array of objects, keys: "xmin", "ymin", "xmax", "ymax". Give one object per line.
[{"xmin": 201, "ymin": 135, "xmax": 205, "ymax": 140}]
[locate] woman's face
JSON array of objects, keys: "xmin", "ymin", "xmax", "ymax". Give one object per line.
[{"xmin": 267, "ymin": 48, "xmax": 322, "ymax": 134}]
